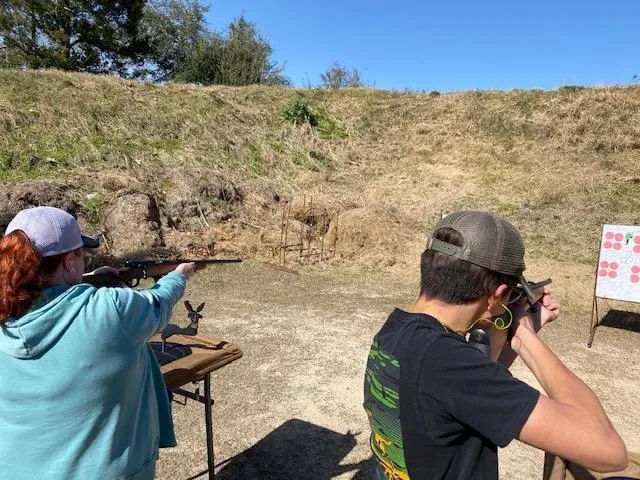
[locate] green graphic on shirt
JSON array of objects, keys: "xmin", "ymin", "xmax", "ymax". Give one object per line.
[{"xmin": 364, "ymin": 341, "xmax": 410, "ymax": 480}]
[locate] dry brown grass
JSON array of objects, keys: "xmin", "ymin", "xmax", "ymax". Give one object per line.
[
  {"xmin": 2, "ymin": 70, "xmax": 640, "ymax": 479},
  {"xmin": 1, "ymin": 69, "xmax": 639, "ymax": 270}
]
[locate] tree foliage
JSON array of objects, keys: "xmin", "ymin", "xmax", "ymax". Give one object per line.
[
  {"xmin": 170, "ymin": 16, "xmax": 289, "ymax": 86},
  {"xmin": 139, "ymin": 0, "xmax": 207, "ymax": 81},
  {"xmin": 0, "ymin": 0, "xmax": 148, "ymax": 74},
  {"xmin": 320, "ymin": 62, "xmax": 362, "ymax": 89},
  {"xmin": 0, "ymin": 1, "xmax": 289, "ymax": 86}
]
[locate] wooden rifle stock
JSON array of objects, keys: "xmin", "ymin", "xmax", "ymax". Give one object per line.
[{"xmin": 82, "ymin": 258, "xmax": 242, "ymax": 288}]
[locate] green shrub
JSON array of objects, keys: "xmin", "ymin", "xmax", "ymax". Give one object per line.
[
  {"xmin": 282, "ymin": 99, "xmax": 348, "ymax": 139},
  {"xmin": 282, "ymin": 99, "xmax": 318, "ymax": 126},
  {"xmin": 316, "ymin": 113, "xmax": 348, "ymax": 139},
  {"xmin": 83, "ymin": 195, "xmax": 104, "ymax": 225}
]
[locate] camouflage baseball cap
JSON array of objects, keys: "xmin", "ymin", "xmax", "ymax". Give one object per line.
[{"xmin": 427, "ymin": 211, "xmax": 526, "ymax": 277}]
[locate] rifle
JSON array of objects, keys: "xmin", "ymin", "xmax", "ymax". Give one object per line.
[
  {"xmin": 512, "ymin": 277, "xmax": 553, "ymax": 312},
  {"xmin": 82, "ymin": 258, "xmax": 242, "ymax": 288}
]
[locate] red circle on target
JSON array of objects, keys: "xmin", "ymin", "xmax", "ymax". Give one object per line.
[
  {"xmin": 605, "ymin": 232, "xmax": 615, "ymax": 240},
  {"xmin": 600, "ymin": 260, "xmax": 609, "ymax": 268},
  {"xmin": 635, "ymin": 236, "xmax": 640, "ymax": 244},
  {"xmin": 634, "ymin": 246, "xmax": 640, "ymax": 254},
  {"xmin": 632, "ymin": 266, "xmax": 640, "ymax": 273},
  {"xmin": 604, "ymin": 241, "xmax": 613, "ymax": 249},
  {"xmin": 599, "ymin": 269, "xmax": 608, "ymax": 277},
  {"xmin": 610, "ymin": 262, "xmax": 619, "ymax": 270},
  {"xmin": 613, "ymin": 243, "xmax": 622, "ymax": 250},
  {"xmin": 608, "ymin": 271, "xmax": 618, "ymax": 278},
  {"xmin": 615, "ymin": 233, "xmax": 624, "ymax": 241},
  {"xmin": 631, "ymin": 275, "xmax": 640, "ymax": 284}
]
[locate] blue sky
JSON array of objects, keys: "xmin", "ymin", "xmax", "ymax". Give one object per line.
[{"xmin": 205, "ymin": 0, "xmax": 640, "ymax": 92}]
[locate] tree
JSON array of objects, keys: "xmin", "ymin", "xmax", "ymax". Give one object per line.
[
  {"xmin": 0, "ymin": 0, "xmax": 148, "ymax": 74},
  {"xmin": 217, "ymin": 16, "xmax": 287, "ymax": 86},
  {"xmin": 320, "ymin": 62, "xmax": 362, "ymax": 89},
  {"xmin": 0, "ymin": 1, "xmax": 289, "ymax": 86},
  {"xmin": 172, "ymin": 16, "xmax": 289, "ymax": 86},
  {"xmin": 140, "ymin": 0, "xmax": 208, "ymax": 81}
]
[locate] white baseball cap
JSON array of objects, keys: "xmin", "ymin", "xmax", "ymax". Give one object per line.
[{"xmin": 4, "ymin": 206, "xmax": 99, "ymax": 257}]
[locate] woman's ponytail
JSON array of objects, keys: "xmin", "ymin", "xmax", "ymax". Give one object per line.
[{"xmin": 0, "ymin": 231, "xmax": 54, "ymax": 322}]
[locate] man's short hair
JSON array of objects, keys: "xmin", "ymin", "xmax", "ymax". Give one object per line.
[{"xmin": 420, "ymin": 211, "xmax": 525, "ymax": 304}]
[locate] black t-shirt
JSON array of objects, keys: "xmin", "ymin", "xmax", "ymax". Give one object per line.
[{"xmin": 363, "ymin": 309, "xmax": 540, "ymax": 480}]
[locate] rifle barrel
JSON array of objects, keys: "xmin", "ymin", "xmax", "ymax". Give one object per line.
[
  {"xmin": 124, "ymin": 258, "xmax": 242, "ymax": 268},
  {"xmin": 83, "ymin": 258, "xmax": 242, "ymax": 288}
]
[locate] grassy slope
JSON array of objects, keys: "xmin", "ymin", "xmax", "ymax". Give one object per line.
[
  {"xmin": 1, "ymin": 69, "xmax": 639, "ymax": 268},
  {"xmin": 4, "ymin": 71, "xmax": 639, "ymax": 478}
]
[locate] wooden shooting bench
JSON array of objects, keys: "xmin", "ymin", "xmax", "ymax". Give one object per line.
[{"xmin": 150, "ymin": 333, "xmax": 243, "ymax": 480}]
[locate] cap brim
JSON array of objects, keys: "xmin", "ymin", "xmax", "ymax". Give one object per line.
[{"xmin": 81, "ymin": 235, "xmax": 100, "ymax": 249}]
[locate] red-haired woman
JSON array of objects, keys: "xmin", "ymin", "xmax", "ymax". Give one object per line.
[{"xmin": 0, "ymin": 206, "xmax": 196, "ymax": 480}]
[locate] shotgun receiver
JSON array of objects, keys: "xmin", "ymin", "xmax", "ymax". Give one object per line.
[{"xmin": 83, "ymin": 258, "xmax": 242, "ymax": 288}]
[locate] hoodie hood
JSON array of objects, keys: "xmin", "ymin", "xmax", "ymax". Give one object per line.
[{"xmin": 0, "ymin": 284, "xmax": 92, "ymax": 359}]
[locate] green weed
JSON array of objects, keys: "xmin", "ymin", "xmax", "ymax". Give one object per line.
[
  {"xmin": 83, "ymin": 195, "xmax": 104, "ymax": 225},
  {"xmin": 282, "ymin": 99, "xmax": 318, "ymax": 126},
  {"xmin": 270, "ymin": 140, "xmax": 286, "ymax": 153},
  {"xmin": 248, "ymin": 145, "xmax": 265, "ymax": 175},
  {"xmin": 308, "ymin": 150, "xmax": 335, "ymax": 171},
  {"xmin": 282, "ymin": 99, "xmax": 348, "ymax": 139}
]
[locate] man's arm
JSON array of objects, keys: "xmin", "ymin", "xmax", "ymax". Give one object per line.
[
  {"xmin": 497, "ymin": 287, "xmax": 556, "ymax": 368},
  {"xmin": 496, "ymin": 339, "xmax": 518, "ymax": 367},
  {"xmin": 513, "ymin": 300, "xmax": 627, "ymax": 472}
]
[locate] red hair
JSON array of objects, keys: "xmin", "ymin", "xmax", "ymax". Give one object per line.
[{"xmin": 0, "ymin": 231, "xmax": 64, "ymax": 322}]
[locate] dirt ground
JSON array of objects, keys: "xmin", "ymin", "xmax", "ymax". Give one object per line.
[{"xmin": 155, "ymin": 259, "xmax": 640, "ymax": 480}]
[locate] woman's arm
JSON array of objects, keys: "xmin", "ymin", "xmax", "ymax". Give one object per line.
[{"xmin": 105, "ymin": 263, "xmax": 196, "ymax": 345}]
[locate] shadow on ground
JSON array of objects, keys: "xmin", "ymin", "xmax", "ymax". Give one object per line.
[
  {"xmin": 599, "ymin": 309, "xmax": 640, "ymax": 333},
  {"xmin": 187, "ymin": 419, "xmax": 377, "ymax": 480}
]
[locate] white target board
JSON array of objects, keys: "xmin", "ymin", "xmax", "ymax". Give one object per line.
[{"xmin": 595, "ymin": 224, "xmax": 640, "ymax": 303}]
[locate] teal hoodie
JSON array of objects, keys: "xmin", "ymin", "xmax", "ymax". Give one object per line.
[{"xmin": 0, "ymin": 272, "xmax": 186, "ymax": 479}]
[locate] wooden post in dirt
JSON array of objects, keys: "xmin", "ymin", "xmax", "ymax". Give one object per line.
[
  {"xmin": 299, "ymin": 195, "xmax": 306, "ymax": 257},
  {"xmin": 332, "ymin": 210, "xmax": 340, "ymax": 257},
  {"xmin": 320, "ymin": 214, "xmax": 326, "ymax": 261},
  {"xmin": 307, "ymin": 197, "xmax": 314, "ymax": 259},
  {"xmin": 280, "ymin": 200, "xmax": 291, "ymax": 266}
]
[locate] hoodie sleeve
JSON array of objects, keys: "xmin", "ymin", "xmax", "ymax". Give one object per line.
[{"xmin": 106, "ymin": 271, "xmax": 187, "ymax": 346}]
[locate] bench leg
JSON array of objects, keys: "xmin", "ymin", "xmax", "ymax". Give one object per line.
[{"xmin": 204, "ymin": 374, "xmax": 215, "ymax": 480}]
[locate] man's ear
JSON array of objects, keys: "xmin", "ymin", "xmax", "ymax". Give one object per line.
[{"xmin": 489, "ymin": 284, "xmax": 510, "ymax": 308}]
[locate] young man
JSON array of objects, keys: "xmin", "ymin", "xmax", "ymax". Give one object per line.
[{"xmin": 363, "ymin": 210, "xmax": 628, "ymax": 480}]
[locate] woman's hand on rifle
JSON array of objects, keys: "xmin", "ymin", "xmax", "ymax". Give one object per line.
[{"xmin": 174, "ymin": 262, "xmax": 197, "ymax": 280}]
